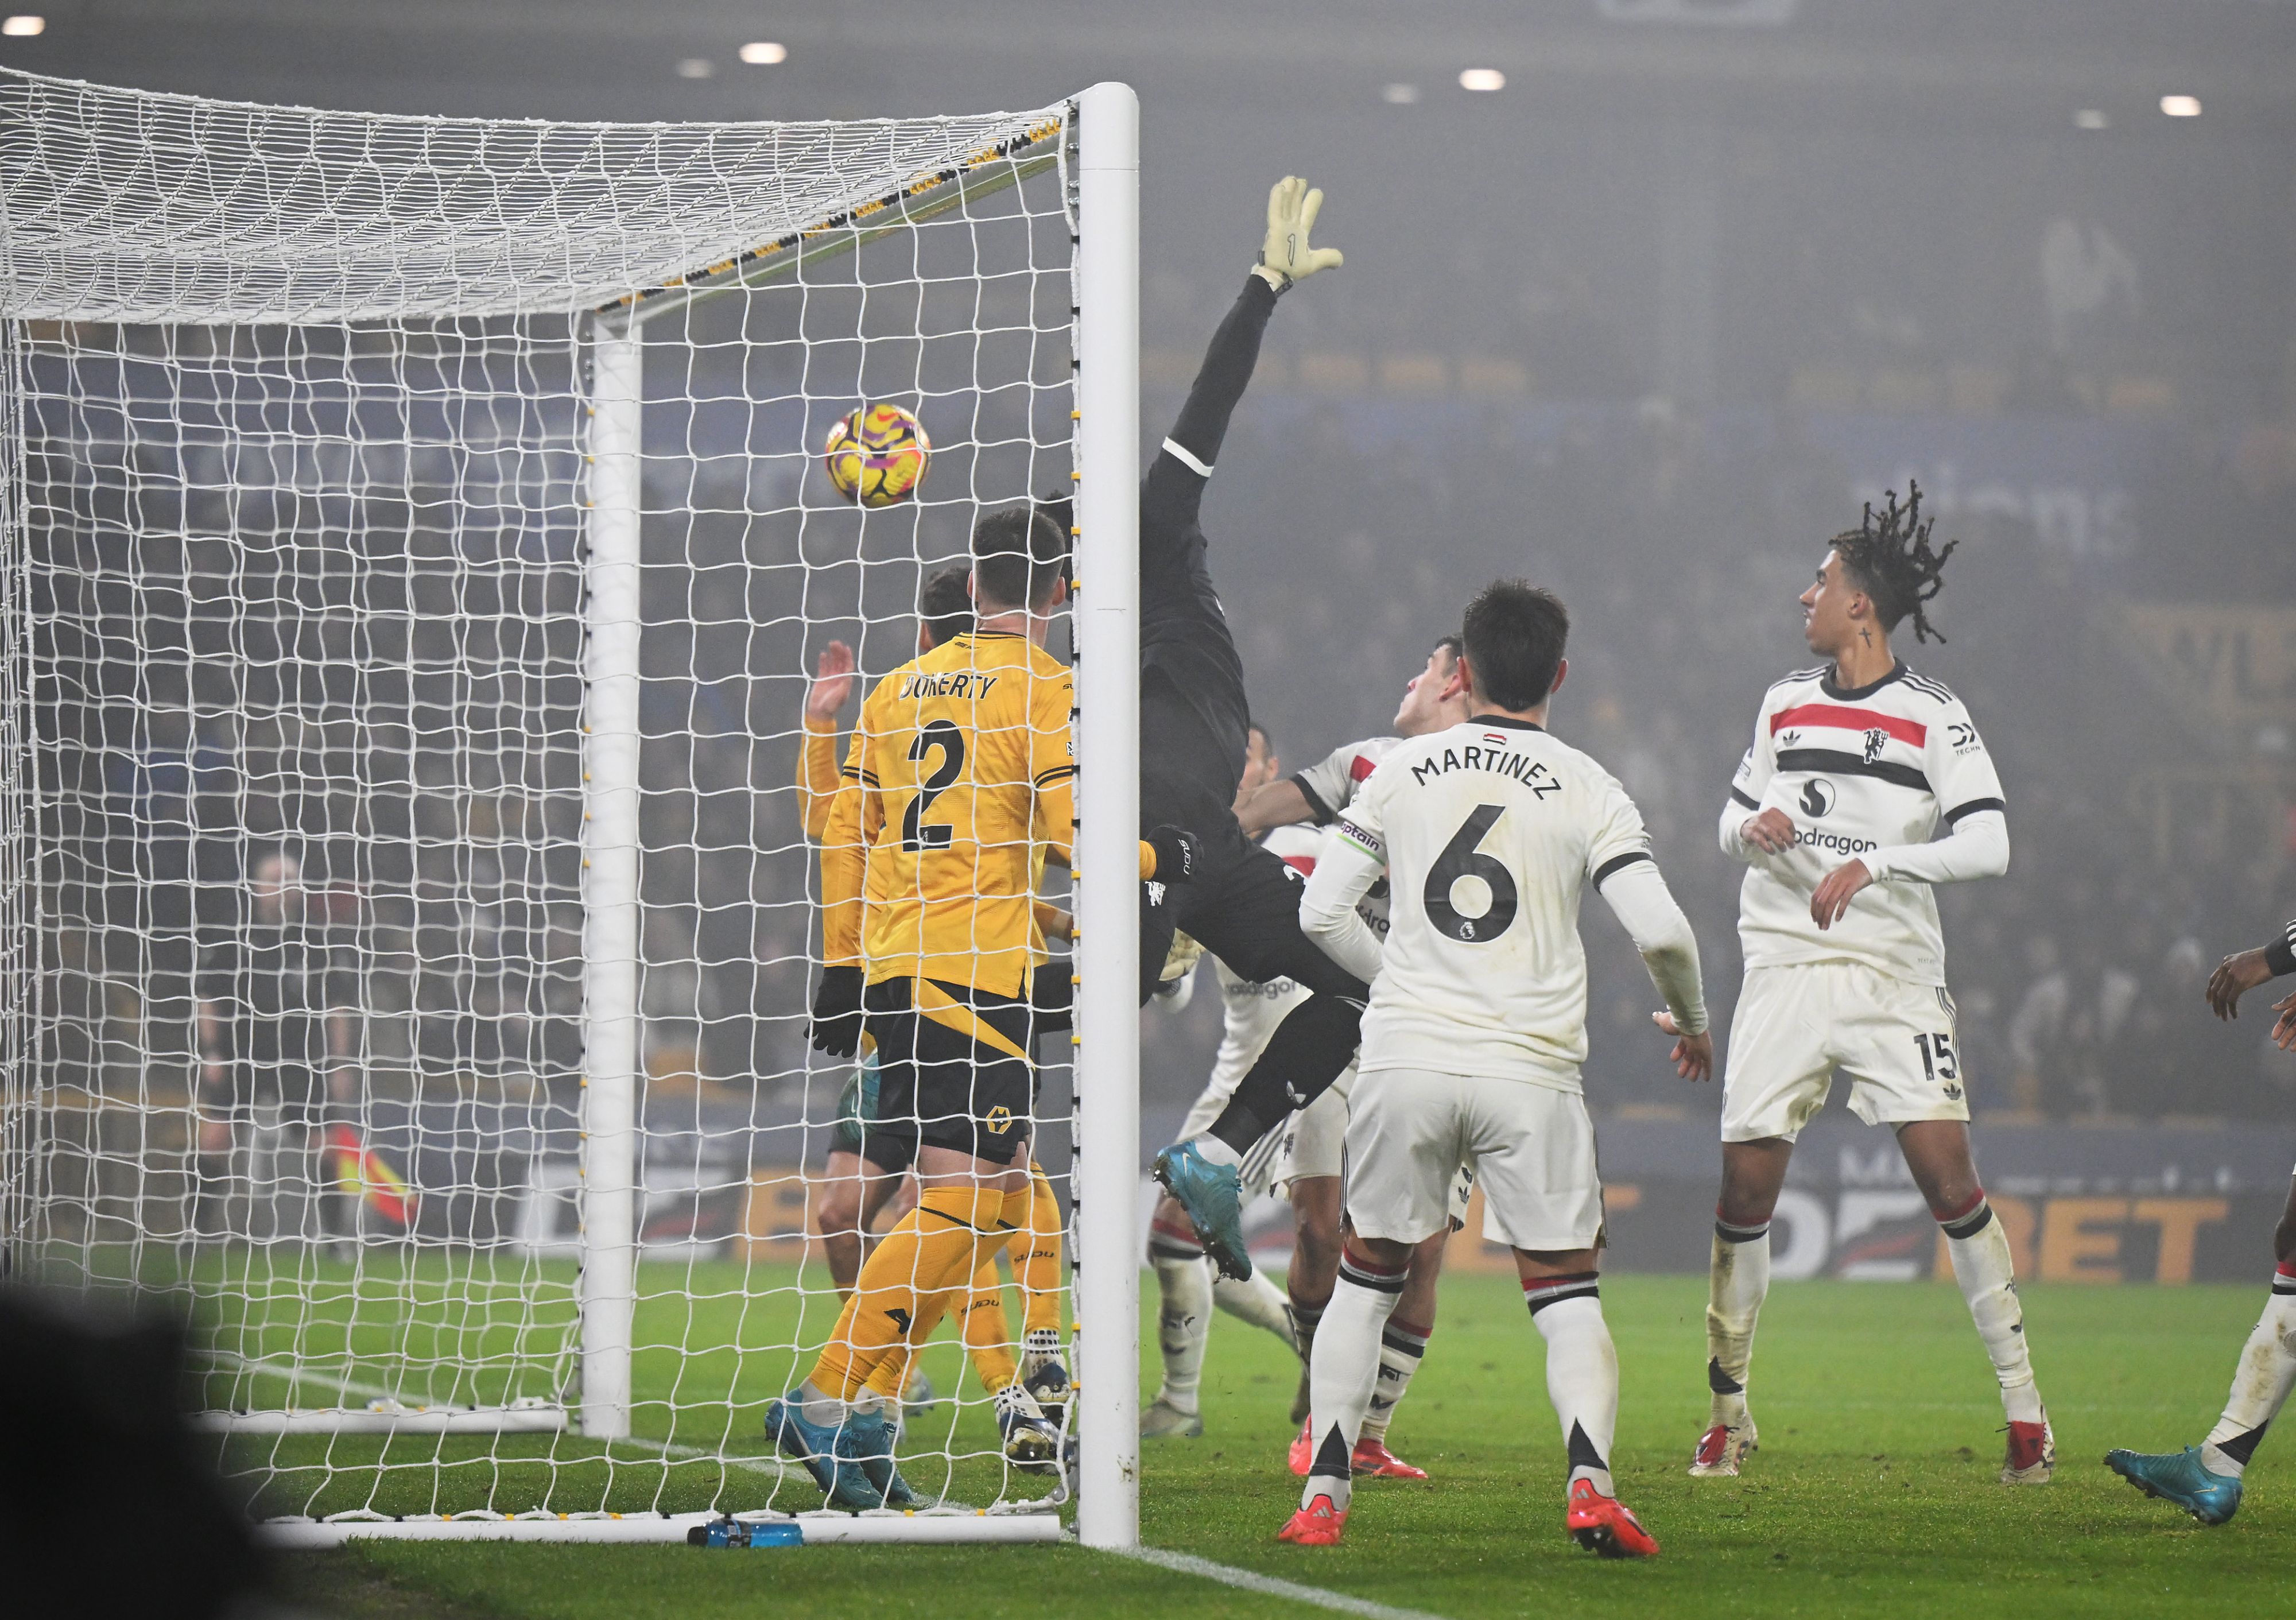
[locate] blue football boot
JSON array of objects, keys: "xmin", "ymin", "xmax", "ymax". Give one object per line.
[
  {"xmin": 1153, "ymin": 1140, "xmax": 1249, "ymax": 1281},
  {"xmin": 2105, "ymin": 1446, "xmax": 2243, "ymax": 1525},
  {"xmin": 837, "ymin": 1406, "xmax": 920, "ymax": 1508},
  {"xmin": 765, "ymin": 1395, "xmax": 881, "ymax": 1511}
]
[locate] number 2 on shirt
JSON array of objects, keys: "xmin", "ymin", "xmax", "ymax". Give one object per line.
[{"xmin": 901, "ymin": 720, "xmax": 964, "ymax": 852}]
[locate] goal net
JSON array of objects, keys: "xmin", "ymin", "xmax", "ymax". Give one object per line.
[{"xmin": 0, "ymin": 67, "xmax": 1141, "ymax": 1547}]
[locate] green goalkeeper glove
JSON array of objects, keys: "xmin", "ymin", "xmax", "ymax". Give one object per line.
[{"xmin": 1253, "ymin": 175, "xmax": 1343, "ymax": 292}]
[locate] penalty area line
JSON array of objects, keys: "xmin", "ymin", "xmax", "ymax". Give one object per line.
[{"xmin": 1106, "ymin": 1545, "xmax": 1450, "ymax": 1620}]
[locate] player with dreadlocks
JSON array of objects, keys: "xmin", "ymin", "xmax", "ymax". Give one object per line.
[{"xmin": 1687, "ymin": 483, "xmax": 2054, "ymax": 1488}]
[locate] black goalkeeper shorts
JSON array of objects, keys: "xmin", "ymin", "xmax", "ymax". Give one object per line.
[
  {"xmin": 1139, "ymin": 823, "xmax": 1370, "ymax": 1007},
  {"xmin": 860, "ymin": 976, "xmax": 1035, "ymax": 1168}
]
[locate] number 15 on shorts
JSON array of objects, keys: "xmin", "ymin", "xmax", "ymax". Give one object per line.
[{"xmin": 1913, "ymin": 1032, "xmax": 1957, "ymax": 1084}]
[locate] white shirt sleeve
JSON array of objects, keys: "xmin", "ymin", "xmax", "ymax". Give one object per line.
[
  {"xmin": 1720, "ymin": 698, "xmax": 1778, "ymax": 863},
  {"xmin": 1585, "ymin": 767, "xmax": 1655, "ymax": 889},
  {"xmin": 1863, "ymin": 700, "xmax": 2010, "ymax": 886},
  {"xmin": 1596, "ymin": 859, "xmax": 1708, "ymax": 1036},
  {"xmin": 1299, "ymin": 812, "xmax": 1387, "ymax": 985},
  {"xmin": 1289, "ymin": 738, "xmax": 1386, "ymax": 826}
]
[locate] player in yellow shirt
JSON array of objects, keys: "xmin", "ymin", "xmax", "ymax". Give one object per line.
[
  {"xmin": 769, "ymin": 505, "xmax": 1087, "ymax": 1509},
  {"xmin": 794, "ymin": 564, "xmax": 1071, "ymax": 1452}
]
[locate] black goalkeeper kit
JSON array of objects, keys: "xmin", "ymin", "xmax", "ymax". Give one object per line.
[{"xmin": 1135, "ymin": 276, "xmax": 1368, "ymax": 1152}]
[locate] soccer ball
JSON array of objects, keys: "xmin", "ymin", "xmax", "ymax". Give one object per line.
[{"xmin": 823, "ymin": 402, "xmax": 931, "ymax": 508}]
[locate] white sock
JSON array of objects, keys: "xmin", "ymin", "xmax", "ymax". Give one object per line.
[
  {"xmin": 1192, "ymin": 1133, "xmax": 1243, "ymax": 1169},
  {"xmin": 1526, "ymin": 1276, "xmax": 1616, "ymax": 1499},
  {"xmin": 1151, "ymin": 1254, "xmax": 1212, "ymax": 1410},
  {"xmin": 1707, "ymin": 1216, "xmax": 1768, "ymax": 1428},
  {"xmin": 1300, "ymin": 1250, "xmax": 1407, "ymax": 1514},
  {"xmin": 2201, "ymin": 1269, "xmax": 2296, "ymax": 1479},
  {"xmin": 1941, "ymin": 1199, "xmax": 2043, "ymax": 1425},
  {"xmin": 1213, "ymin": 1264, "xmax": 1297, "ymax": 1348},
  {"xmin": 796, "ymin": 1379, "xmax": 851, "ymax": 1428},
  {"xmin": 1359, "ymin": 1316, "xmax": 1429, "ymax": 1443}
]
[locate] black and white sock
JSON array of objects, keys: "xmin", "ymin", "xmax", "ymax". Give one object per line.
[
  {"xmin": 1359, "ymin": 1316, "xmax": 1429, "ymax": 1444},
  {"xmin": 1525, "ymin": 1272, "xmax": 1616, "ymax": 1499},
  {"xmin": 2202, "ymin": 1262, "xmax": 2296, "ymax": 1479},
  {"xmin": 1148, "ymin": 1218, "xmax": 1212, "ymax": 1412},
  {"xmin": 1706, "ymin": 1212, "xmax": 1769, "ymax": 1429},
  {"xmin": 1938, "ymin": 1193, "xmax": 2043, "ymax": 1425},
  {"xmin": 1299, "ymin": 1248, "xmax": 1406, "ymax": 1514}
]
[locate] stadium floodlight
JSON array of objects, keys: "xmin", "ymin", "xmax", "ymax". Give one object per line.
[
  {"xmin": 0, "ymin": 67, "xmax": 1140, "ymax": 1551},
  {"xmin": 739, "ymin": 42, "xmax": 788, "ymax": 65},
  {"xmin": 2161, "ymin": 95, "xmax": 2201, "ymax": 117},
  {"xmin": 1, "ymin": 15, "xmax": 42, "ymax": 35},
  {"xmin": 1459, "ymin": 68, "xmax": 1506, "ymax": 92}
]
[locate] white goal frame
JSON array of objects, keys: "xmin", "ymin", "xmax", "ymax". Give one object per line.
[{"xmin": 0, "ymin": 73, "xmax": 1140, "ymax": 1550}]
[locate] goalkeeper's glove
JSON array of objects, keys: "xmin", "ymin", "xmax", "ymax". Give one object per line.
[
  {"xmin": 1142, "ymin": 824, "xmax": 1201, "ymax": 886},
  {"xmin": 808, "ymin": 965, "xmax": 865, "ymax": 1058},
  {"xmin": 1160, "ymin": 929, "xmax": 1206, "ymax": 985},
  {"xmin": 1253, "ymin": 175, "xmax": 1344, "ymax": 293}
]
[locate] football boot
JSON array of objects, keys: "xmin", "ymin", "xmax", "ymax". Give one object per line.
[
  {"xmin": 1566, "ymin": 1478, "xmax": 1659, "ymax": 1558},
  {"xmin": 1152, "ymin": 1141, "xmax": 1250, "ymax": 1281},
  {"xmin": 2105, "ymin": 1445, "xmax": 2241, "ymax": 1525}
]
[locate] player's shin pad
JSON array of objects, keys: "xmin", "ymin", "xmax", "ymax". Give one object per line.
[
  {"xmin": 2204, "ymin": 1278, "xmax": 2296, "ymax": 1472},
  {"xmin": 809, "ymin": 1185, "xmax": 1018, "ymax": 1401},
  {"xmin": 1705, "ymin": 1219, "xmax": 1768, "ymax": 1422},
  {"xmin": 1940, "ymin": 1200, "xmax": 2042, "ymax": 1424},
  {"xmin": 1304, "ymin": 1251, "xmax": 1407, "ymax": 1511},
  {"xmin": 1528, "ymin": 1282, "xmax": 1619, "ymax": 1498}
]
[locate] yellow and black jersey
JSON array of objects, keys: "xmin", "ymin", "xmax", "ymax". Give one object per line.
[{"xmin": 820, "ymin": 631, "xmax": 1075, "ymax": 998}]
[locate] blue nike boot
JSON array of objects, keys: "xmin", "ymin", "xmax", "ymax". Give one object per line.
[
  {"xmin": 838, "ymin": 1406, "xmax": 920, "ymax": 1508},
  {"xmin": 1153, "ymin": 1139, "xmax": 1249, "ymax": 1281},
  {"xmin": 765, "ymin": 1394, "xmax": 882, "ymax": 1511},
  {"xmin": 2105, "ymin": 1446, "xmax": 2243, "ymax": 1525}
]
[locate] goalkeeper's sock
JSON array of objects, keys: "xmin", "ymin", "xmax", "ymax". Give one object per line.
[
  {"xmin": 1213, "ymin": 1264, "xmax": 1296, "ymax": 1348},
  {"xmin": 1206, "ymin": 995, "xmax": 1364, "ymax": 1156},
  {"xmin": 809, "ymin": 1185, "xmax": 1016, "ymax": 1401},
  {"xmin": 1300, "ymin": 1247, "xmax": 1406, "ymax": 1515},
  {"xmin": 1151, "ymin": 1234, "xmax": 1213, "ymax": 1412},
  {"xmin": 959, "ymin": 1257, "xmax": 1018, "ymax": 1394},
  {"xmin": 1940, "ymin": 1195, "xmax": 2044, "ymax": 1425},
  {"xmin": 1359, "ymin": 1316, "xmax": 1429, "ymax": 1444},
  {"xmin": 2201, "ymin": 1265, "xmax": 2296, "ymax": 1478},
  {"xmin": 1526, "ymin": 1276, "xmax": 1617, "ymax": 1499},
  {"xmin": 1019, "ymin": 1165, "xmax": 1065, "ymax": 1337},
  {"xmin": 1706, "ymin": 1214, "xmax": 1769, "ymax": 1429}
]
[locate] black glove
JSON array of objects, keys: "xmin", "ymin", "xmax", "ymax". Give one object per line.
[
  {"xmin": 1145, "ymin": 824, "xmax": 1201, "ymax": 886},
  {"xmin": 809, "ymin": 966, "xmax": 865, "ymax": 1058},
  {"xmin": 1030, "ymin": 960, "xmax": 1075, "ymax": 1037}
]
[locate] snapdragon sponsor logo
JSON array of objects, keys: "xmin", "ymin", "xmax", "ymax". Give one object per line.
[{"xmin": 1793, "ymin": 826, "xmax": 1878, "ymax": 856}]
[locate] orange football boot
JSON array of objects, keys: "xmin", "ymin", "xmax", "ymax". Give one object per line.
[
  {"xmin": 1351, "ymin": 1436, "xmax": 1428, "ymax": 1480},
  {"xmin": 1288, "ymin": 1417, "xmax": 1312, "ymax": 1476},
  {"xmin": 1566, "ymin": 1478, "xmax": 1659, "ymax": 1557},
  {"xmin": 1278, "ymin": 1491, "xmax": 1348, "ymax": 1546}
]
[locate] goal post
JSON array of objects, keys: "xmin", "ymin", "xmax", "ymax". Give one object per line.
[
  {"xmin": 1070, "ymin": 79, "xmax": 1142, "ymax": 1555},
  {"xmin": 0, "ymin": 66, "xmax": 1139, "ymax": 1547}
]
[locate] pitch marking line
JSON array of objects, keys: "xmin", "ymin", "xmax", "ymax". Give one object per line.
[
  {"xmin": 1110, "ymin": 1545, "xmax": 1451, "ymax": 1620},
  {"xmin": 202, "ymin": 1350, "xmax": 801, "ymax": 1483}
]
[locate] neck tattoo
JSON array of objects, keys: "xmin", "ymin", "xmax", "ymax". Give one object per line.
[{"xmin": 1859, "ymin": 627, "xmax": 1873, "ymax": 646}]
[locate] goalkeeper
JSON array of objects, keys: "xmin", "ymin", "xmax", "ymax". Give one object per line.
[{"xmin": 1133, "ymin": 178, "xmax": 1376, "ymax": 1278}]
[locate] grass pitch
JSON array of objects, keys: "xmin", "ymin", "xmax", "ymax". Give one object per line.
[{"xmin": 284, "ymin": 1272, "xmax": 2290, "ymax": 1619}]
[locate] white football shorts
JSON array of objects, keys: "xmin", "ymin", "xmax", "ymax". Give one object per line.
[
  {"xmin": 1343, "ymin": 1067, "xmax": 1601, "ymax": 1251},
  {"xmin": 1720, "ymin": 960, "xmax": 1968, "ymax": 1143}
]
